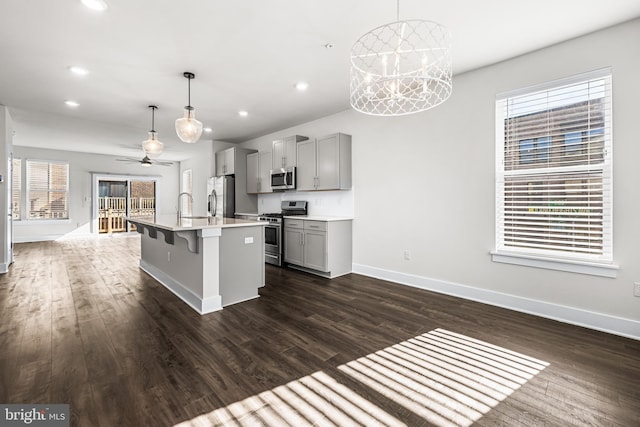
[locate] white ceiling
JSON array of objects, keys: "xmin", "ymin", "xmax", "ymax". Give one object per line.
[{"xmin": 1, "ymin": 0, "xmax": 639, "ymax": 161}]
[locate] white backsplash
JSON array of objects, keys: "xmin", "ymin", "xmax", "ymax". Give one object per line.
[{"xmin": 258, "ymin": 190, "xmax": 354, "ymax": 217}]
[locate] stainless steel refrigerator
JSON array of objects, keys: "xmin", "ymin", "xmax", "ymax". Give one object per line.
[{"xmin": 207, "ymin": 176, "xmax": 235, "ymax": 218}]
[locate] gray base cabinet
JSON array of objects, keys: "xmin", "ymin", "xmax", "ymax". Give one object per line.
[{"xmin": 284, "ymin": 218, "xmax": 352, "ymax": 278}]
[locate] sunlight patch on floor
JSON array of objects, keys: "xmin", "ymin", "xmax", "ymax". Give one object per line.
[
  {"xmin": 174, "ymin": 328, "xmax": 548, "ymax": 426},
  {"xmin": 339, "ymin": 328, "xmax": 549, "ymax": 426}
]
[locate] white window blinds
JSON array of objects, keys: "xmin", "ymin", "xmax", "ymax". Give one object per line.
[
  {"xmin": 26, "ymin": 160, "xmax": 69, "ymax": 220},
  {"xmin": 12, "ymin": 158, "xmax": 21, "ymax": 220},
  {"xmin": 495, "ymin": 69, "xmax": 612, "ymax": 263}
]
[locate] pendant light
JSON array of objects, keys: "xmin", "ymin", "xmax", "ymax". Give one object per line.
[
  {"xmin": 350, "ymin": 0, "xmax": 452, "ymax": 116},
  {"xmin": 142, "ymin": 105, "xmax": 164, "ymax": 158},
  {"xmin": 175, "ymin": 71, "xmax": 203, "ymax": 143}
]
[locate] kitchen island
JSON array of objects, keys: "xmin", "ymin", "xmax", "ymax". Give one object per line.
[{"xmin": 127, "ymin": 215, "xmax": 265, "ymax": 314}]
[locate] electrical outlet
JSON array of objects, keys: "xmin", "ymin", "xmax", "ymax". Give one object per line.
[
  {"xmin": 403, "ymin": 250, "xmax": 411, "ymax": 261},
  {"xmin": 634, "ymin": 282, "xmax": 640, "ymax": 297}
]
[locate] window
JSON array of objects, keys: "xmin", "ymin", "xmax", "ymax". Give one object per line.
[
  {"xmin": 12, "ymin": 158, "xmax": 20, "ymax": 220},
  {"xmin": 519, "ymin": 137, "xmax": 551, "ymax": 164},
  {"xmin": 519, "ymin": 139, "xmax": 534, "ymax": 164},
  {"xmin": 564, "ymin": 131, "xmax": 582, "ymax": 153},
  {"xmin": 26, "ymin": 160, "xmax": 69, "ymax": 220},
  {"xmin": 536, "ymin": 136, "xmax": 551, "ymax": 162},
  {"xmin": 495, "ymin": 69, "xmax": 613, "ymax": 273}
]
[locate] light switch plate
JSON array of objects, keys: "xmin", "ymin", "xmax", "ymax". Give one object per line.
[{"xmin": 244, "ymin": 237, "xmax": 254, "ymax": 244}]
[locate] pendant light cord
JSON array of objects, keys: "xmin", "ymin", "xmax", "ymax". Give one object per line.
[
  {"xmin": 396, "ymin": 0, "xmax": 399, "ymax": 22},
  {"xmin": 151, "ymin": 106, "xmax": 156, "ymax": 132},
  {"xmin": 187, "ymin": 76, "xmax": 191, "ymax": 107}
]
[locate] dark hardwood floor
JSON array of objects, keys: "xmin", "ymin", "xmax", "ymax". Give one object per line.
[{"xmin": 0, "ymin": 235, "xmax": 638, "ymax": 426}]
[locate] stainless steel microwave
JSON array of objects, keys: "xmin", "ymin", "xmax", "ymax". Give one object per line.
[{"xmin": 270, "ymin": 167, "xmax": 296, "ymax": 190}]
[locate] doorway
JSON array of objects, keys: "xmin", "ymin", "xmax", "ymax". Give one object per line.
[
  {"xmin": 93, "ymin": 175, "xmax": 158, "ymax": 234},
  {"xmin": 99, "ymin": 180, "xmax": 128, "ymax": 233}
]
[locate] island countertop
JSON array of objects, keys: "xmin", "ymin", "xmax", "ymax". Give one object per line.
[{"xmin": 127, "ymin": 215, "xmax": 266, "ymax": 232}]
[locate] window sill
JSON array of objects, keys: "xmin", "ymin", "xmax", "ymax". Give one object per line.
[
  {"xmin": 14, "ymin": 219, "xmax": 71, "ymax": 226},
  {"xmin": 491, "ymin": 251, "xmax": 618, "ymax": 278}
]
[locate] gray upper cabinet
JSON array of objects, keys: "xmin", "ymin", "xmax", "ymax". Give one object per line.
[
  {"xmin": 259, "ymin": 151, "xmax": 273, "ymax": 193},
  {"xmin": 246, "ymin": 152, "xmax": 259, "ymax": 194},
  {"xmin": 296, "ymin": 139, "xmax": 317, "ymax": 191},
  {"xmin": 272, "ymin": 135, "xmax": 307, "ymax": 169},
  {"xmin": 215, "ymin": 148, "xmax": 235, "ymax": 176},
  {"xmin": 246, "ymin": 151, "xmax": 273, "ymax": 194},
  {"xmin": 296, "ymin": 133, "xmax": 352, "ymax": 191}
]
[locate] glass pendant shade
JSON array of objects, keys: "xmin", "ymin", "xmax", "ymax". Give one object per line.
[
  {"xmin": 142, "ymin": 131, "xmax": 164, "ymax": 158},
  {"xmin": 176, "ymin": 72, "xmax": 203, "ymax": 143},
  {"xmin": 350, "ymin": 19, "xmax": 452, "ymax": 116},
  {"xmin": 141, "ymin": 105, "xmax": 164, "ymax": 158},
  {"xmin": 175, "ymin": 107, "xmax": 203, "ymax": 143}
]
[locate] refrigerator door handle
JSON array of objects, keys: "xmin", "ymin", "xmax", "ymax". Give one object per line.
[{"xmin": 212, "ymin": 190, "xmax": 218, "ymax": 216}]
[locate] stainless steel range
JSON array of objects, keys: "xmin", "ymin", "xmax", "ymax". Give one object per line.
[{"xmin": 258, "ymin": 200, "xmax": 307, "ymax": 266}]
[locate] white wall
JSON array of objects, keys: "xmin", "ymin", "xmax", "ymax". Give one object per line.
[
  {"xmin": 0, "ymin": 107, "xmax": 14, "ymax": 271},
  {"xmin": 12, "ymin": 146, "xmax": 180, "ymax": 241},
  {"xmin": 239, "ymin": 19, "xmax": 640, "ymax": 338}
]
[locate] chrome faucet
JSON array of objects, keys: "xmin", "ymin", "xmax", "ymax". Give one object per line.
[{"xmin": 177, "ymin": 192, "xmax": 193, "ymax": 219}]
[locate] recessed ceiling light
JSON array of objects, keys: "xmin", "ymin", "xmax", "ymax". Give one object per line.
[
  {"xmin": 81, "ymin": 0, "xmax": 108, "ymax": 11},
  {"xmin": 69, "ymin": 66, "xmax": 89, "ymax": 76},
  {"xmin": 238, "ymin": 111, "xmax": 248, "ymax": 117},
  {"xmin": 324, "ymin": 43, "xmax": 335, "ymax": 49},
  {"xmin": 204, "ymin": 127, "xmax": 213, "ymax": 133},
  {"xmin": 64, "ymin": 100, "xmax": 80, "ymax": 107},
  {"xmin": 295, "ymin": 82, "xmax": 309, "ymax": 91}
]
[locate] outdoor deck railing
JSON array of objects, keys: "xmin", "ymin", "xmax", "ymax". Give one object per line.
[{"xmin": 98, "ymin": 197, "xmax": 155, "ymax": 233}]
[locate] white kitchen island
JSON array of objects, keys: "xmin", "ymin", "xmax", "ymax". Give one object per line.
[{"xmin": 127, "ymin": 215, "xmax": 266, "ymax": 314}]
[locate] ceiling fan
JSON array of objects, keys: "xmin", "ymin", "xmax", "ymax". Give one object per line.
[
  {"xmin": 116, "ymin": 155, "xmax": 173, "ymax": 167},
  {"xmin": 116, "ymin": 105, "xmax": 173, "ymax": 167}
]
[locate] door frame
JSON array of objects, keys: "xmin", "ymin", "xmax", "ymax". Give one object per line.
[{"xmin": 91, "ymin": 173, "xmax": 161, "ymax": 234}]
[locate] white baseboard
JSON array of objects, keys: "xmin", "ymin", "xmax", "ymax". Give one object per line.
[
  {"xmin": 140, "ymin": 260, "xmax": 222, "ymax": 315},
  {"xmin": 13, "ymin": 235, "xmax": 62, "ymax": 243},
  {"xmin": 352, "ymin": 263, "xmax": 640, "ymax": 341}
]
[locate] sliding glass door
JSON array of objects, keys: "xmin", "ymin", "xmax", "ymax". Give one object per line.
[
  {"xmin": 128, "ymin": 180, "xmax": 156, "ymax": 231},
  {"xmin": 97, "ymin": 178, "xmax": 156, "ymax": 234}
]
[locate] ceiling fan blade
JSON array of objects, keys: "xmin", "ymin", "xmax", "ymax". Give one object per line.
[{"xmin": 115, "ymin": 156, "xmax": 173, "ymax": 166}]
